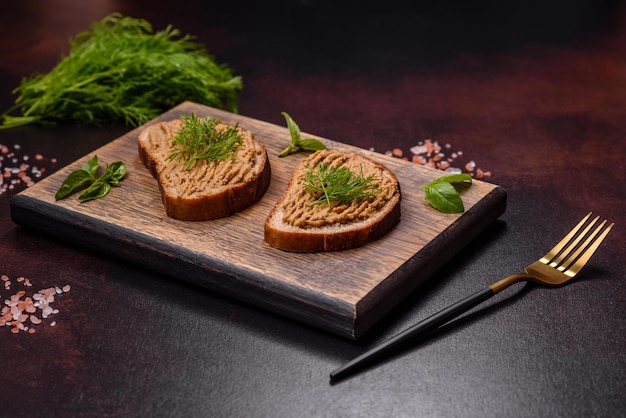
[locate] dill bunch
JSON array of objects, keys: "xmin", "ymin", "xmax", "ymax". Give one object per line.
[
  {"xmin": 0, "ymin": 13, "xmax": 242, "ymax": 129},
  {"xmin": 303, "ymin": 162, "xmax": 381, "ymax": 207},
  {"xmin": 167, "ymin": 114, "xmax": 242, "ymax": 171}
]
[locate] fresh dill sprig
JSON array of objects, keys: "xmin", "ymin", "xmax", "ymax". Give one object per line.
[
  {"xmin": 0, "ymin": 13, "xmax": 242, "ymax": 129},
  {"xmin": 303, "ymin": 162, "xmax": 381, "ymax": 207},
  {"xmin": 167, "ymin": 114, "xmax": 242, "ymax": 171}
]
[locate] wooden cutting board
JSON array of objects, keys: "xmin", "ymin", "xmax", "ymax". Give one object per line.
[{"xmin": 10, "ymin": 102, "xmax": 506, "ymax": 339}]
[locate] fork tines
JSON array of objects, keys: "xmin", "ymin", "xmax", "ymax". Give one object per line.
[{"xmin": 541, "ymin": 212, "xmax": 614, "ymax": 277}]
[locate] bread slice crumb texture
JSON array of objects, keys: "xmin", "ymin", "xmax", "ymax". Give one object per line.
[
  {"xmin": 149, "ymin": 119, "xmax": 260, "ymax": 195},
  {"xmin": 282, "ymin": 150, "xmax": 397, "ymax": 228},
  {"xmin": 138, "ymin": 116, "xmax": 270, "ymax": 220},
  {"xmin": 265, "ymin": 150, "xmax": 401, "ymax": 252}
]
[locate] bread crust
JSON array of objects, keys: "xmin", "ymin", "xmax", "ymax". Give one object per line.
[
  {"xmin": 264, "ymin": 150, "xmax": 401, "ymax": 252},
  {"xmin": 138, "ymin": 117, "xmax": 271, "ymax": 221}
]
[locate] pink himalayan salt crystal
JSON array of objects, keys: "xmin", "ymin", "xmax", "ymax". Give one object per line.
[{"xmin": 0, "ymin": 275, "xmax": 71, "ymax": 334}]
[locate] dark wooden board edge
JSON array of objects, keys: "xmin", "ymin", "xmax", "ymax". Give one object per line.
[
  {"xmin": 10, "ymin": 193, "xmax": 357, "ymax": 337},
  {"xmin": 354, "ymin": 185, "xmax": 507, "ymax": 338}
]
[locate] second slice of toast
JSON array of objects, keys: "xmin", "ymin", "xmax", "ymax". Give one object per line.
[{"xmin": 265, "ymin": 150, "xmax": 401, "ymax": 252}]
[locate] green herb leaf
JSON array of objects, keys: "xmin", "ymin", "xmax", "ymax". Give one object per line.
[
  {"xmin": 81, "ymin": 155, "xmax": 101, "ymax": 177},
  {"xmin": 78, "ymin": 180, "xmax": 111, "ymax": 202},
  {"xmin": 0, "ymin": 13, "xmax": 242, "ymax": 129},
  {"xmin": 283, "ymin": 111, "xmax": 302, "ymax": 144},
  {"xmin": 101, "ymin": 161, "xmax": 127, "ymax": 185},
  {"xmin": 422, "ymin": 181, "xmax": 464, "ymax": 213},
  {"xmin": 167, "ymin": 114, "xmax": 242, "ymax": 171},
  {"xmin": 421, "ymin": 173, "xmax": 472, "ymax": 213},
  {"xmin": 303, "ymin": 162, "xmax": 380, "ymax": 207},
  {"xmin": 55, "ymin": 169, "xmax": 96, "ymax": 200},
  {"xmin": 278, "ymin": 112, "xmax": 327, "ymax": 157},
  {"xmin": 55, "ymin": 155, "xmax": 126, "ymax": 202},
  {"xmin": 430, "ymin": 173, "xmax": 472, "ymax": 188},
  {"xmin": 298, "ymin": 138, "xmax": 329, "ymax": 153}
]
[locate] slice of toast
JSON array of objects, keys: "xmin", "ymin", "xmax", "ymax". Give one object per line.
[
  {"xmin": 138, "ymin": 116, "xmax": 271, "ymax": 220},
  {"xmin": 264, "ymin": 150, "xmax": 401, "ymax": 252}
]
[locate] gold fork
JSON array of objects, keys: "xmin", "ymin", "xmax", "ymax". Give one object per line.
[{"xmin": 330, "ymin": 212, "xmax": 614, "ymax": 381}]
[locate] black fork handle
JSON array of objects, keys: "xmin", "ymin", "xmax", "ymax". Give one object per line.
[{"xmin": 330, "ymin": 287, "xmax": 495, "ymax": 382}]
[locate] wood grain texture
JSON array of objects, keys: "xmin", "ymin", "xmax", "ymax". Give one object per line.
[{"xmin": 10, "ymin": 102, "xmax": 507, "ymax": 339}]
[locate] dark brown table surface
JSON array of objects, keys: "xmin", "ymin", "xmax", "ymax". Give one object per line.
[{"xmin": 1, "ymin": 1, "xmax": 625, "ymax": 417}]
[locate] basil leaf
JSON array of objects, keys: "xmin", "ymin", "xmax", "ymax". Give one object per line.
[
  {"xmin": 55, "ymin": 169, "xmax": 95, "ymax": 200},
  {"xmin": 278, "ymin": 144, "xmax": 295, "ymax": 157},
  {"xmin": 281, "ymin": 111, "xmax": 301, "ymax": 145},
  {"xmin": 101, "ymin": 161, "xmax": 126, "ymax": 185},
  {"xmin": 81, "ymin": 155, "xmax": 101, "ymax": 177},
  {"xmin": 431, "ymin": 173, "xmax": 472, "ymax": 186},
  {"xmin": 298, "ymin": 138, "xmax": 327, "ymax": 152},
  {"xmin": 422, "ymin": 181, "xmax": 465, "ymax": 213},
  {"xmin": 78, "ymin": 180, "xmax": 111, "ymax": 202},
  {"xmin": 56, "ymin": 155, "xmax": 127, "ymax": 202},
  {"xmin": 279, "ymin": 112, "xmax": 328, "ymax": 157}
]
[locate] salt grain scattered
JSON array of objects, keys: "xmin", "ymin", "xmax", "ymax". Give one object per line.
[
  {"xmin": 0, "ymin": 144, "xmax": 57, "ymax": 196},
  {"xmin": 391, "ymin": 140, "xmax": 492, "ymax": 178},
  {"xmin": 0, "ymin": 274, "xmax": 70, "ymax": 334},
  {"xmin": 409, "ymin": 144, "xmax": 427, "ymax": 155}
]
